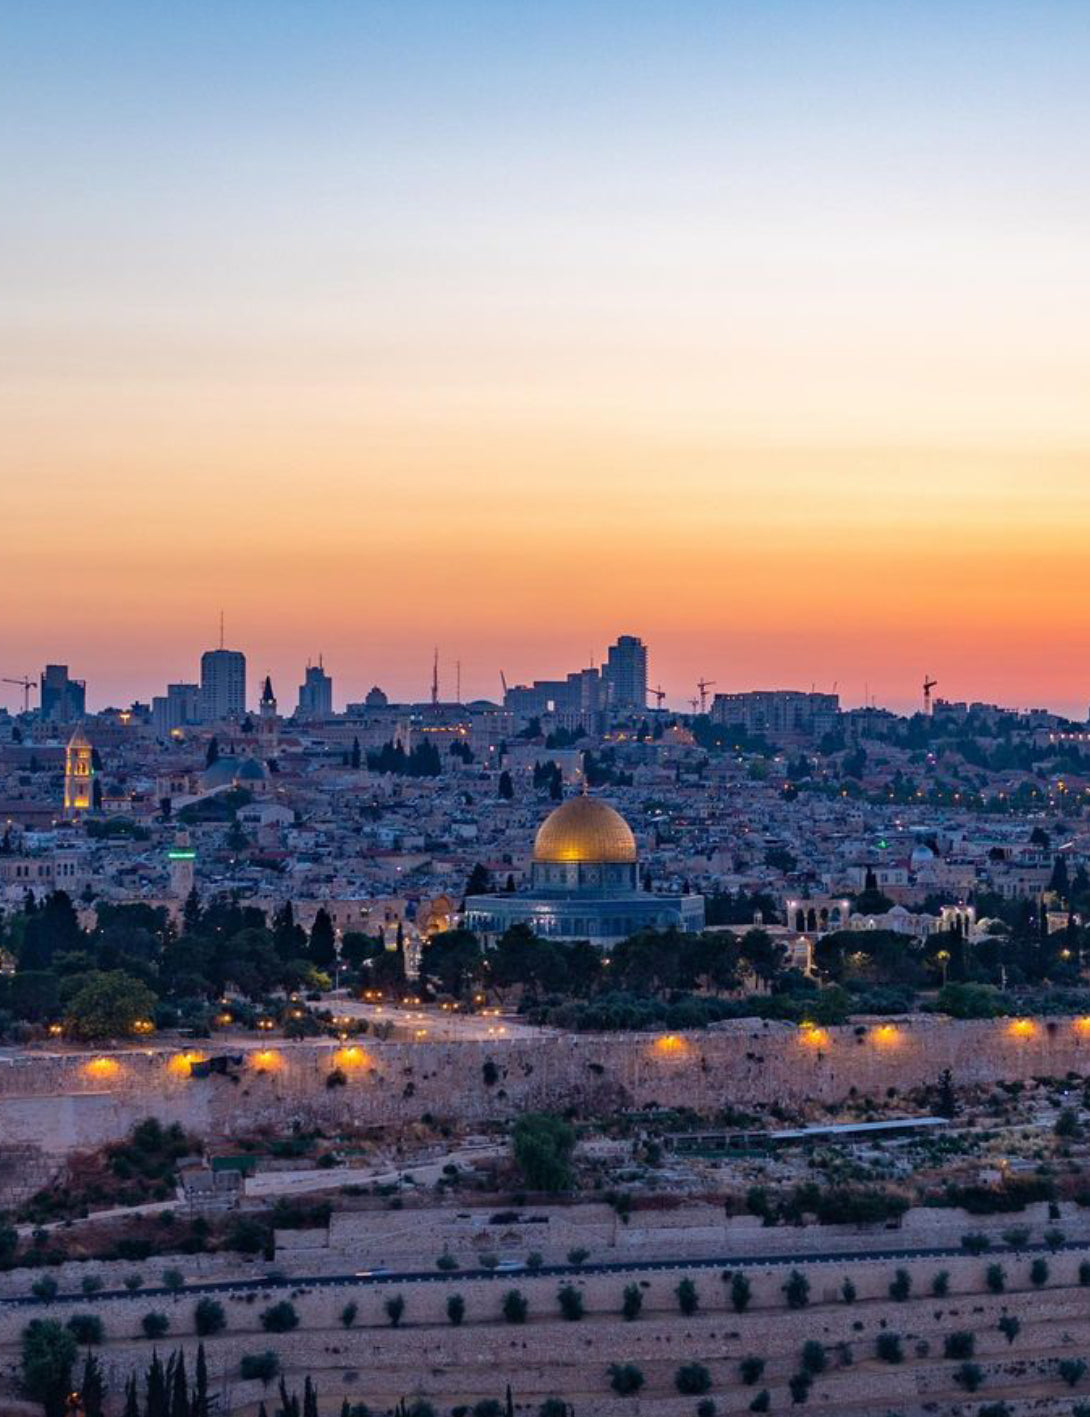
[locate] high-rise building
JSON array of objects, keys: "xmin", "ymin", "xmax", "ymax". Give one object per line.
[
  {"xmin": 200, "ymin": 648, "xmax": 246, "ymax": 722},
  {"xmin": 602, "ymin": 635, "xmax": 648, "ymax": 714},
  {"xmin": 40, "ymin": 665, "xmax": 86, "ymax": 724},
  {"xmin": 297, "ymin": 660, "xmax": 333, "ymax": 719},
  {"xmin": 152, "ymin": 683, "xmax": 201, "ymax": 737}
]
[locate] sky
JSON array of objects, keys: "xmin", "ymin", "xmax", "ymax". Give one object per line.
[{"xmin": 2, "ymin": 1, "xmax": 1089, "ymax": 715}]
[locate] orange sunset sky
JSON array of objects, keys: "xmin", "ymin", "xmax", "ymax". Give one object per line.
[{"xmin": 3, "ymin": 3, "xmax": 1089, "ymax": 715}]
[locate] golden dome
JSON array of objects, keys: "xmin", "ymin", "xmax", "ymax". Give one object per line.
[{"xmin": 532, "ymin": 795, "xmax": 637, "ymax": 865}]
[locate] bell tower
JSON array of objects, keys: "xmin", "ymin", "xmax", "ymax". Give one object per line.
[
  {"xmin": 64, "ymin": 725, "xmax": 94, "ymax": 818},
  {"xmin": 258, "ymin": 675, "xmax": 279, "ymax": 756}
]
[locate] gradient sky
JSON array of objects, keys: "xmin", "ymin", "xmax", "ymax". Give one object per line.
[{"xmin": 3, "ymin": 2, "xmax": 1089, "ymax": 715}]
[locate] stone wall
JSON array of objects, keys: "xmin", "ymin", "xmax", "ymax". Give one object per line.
[{"xmin": 3, "ymin": 1013, "xmax": 1088, "ymax": 1161}]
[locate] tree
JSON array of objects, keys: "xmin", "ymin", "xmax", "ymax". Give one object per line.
[
  {"xmin": 143, "ymin": 1312, "xmax": 170, "ymax": 1338},
  {"xmin": 64, "ymin": 970, "xmax": 157, "ymax": 1040},
  {"xmin": 351, "ymin": 737, "xmax": 361, "ymax": 770},
  {"xmin": 21, "ymin": 1320, "xmax": 77, "ymax": 1417},
  {"xmin": 783, "ymin": 1270, "xmax": 810, "ymax": 1308},
  {"xmin": 608, "ymin": 1365, "xmax": 644, "ymax": 1396},
  {"xmin": 557, "ymin": 1284, "xmax": 584, "ymax": 1321},
  {"xmin": 889, "ymin": 1268, "xmax": 911, "ymax": 1301},
  {"xmin": 730, "ymin": 1271, "xmax": 752, "ymax": 1312},
  {"xmin": 876, "ymin": 1333, "xmax": 903, "ymax": 1364},
  {"xmin": 512, "ymin": 1113, "xmax": 575, "ymax": 1192},
  {"xmin": 384, "ymin": 1294, "xmax": 405, "ymax": 1327},
  {"xmin": 676, "ymin": 1277, "xmax": 699, "ymax": 1315},
  {"xmin": 945, "ymin": 1332, "xmax": 975, "ymax": 1359},
  {"xmin": 954, "ymin": 1363, "xmax": 984, "ymax": 1393},
  {"xmin": 675, "ymin": 1365, "xmax": 711, "ymax": 1395},
  {"xmin": 1060, "ymin": 1359, "xmax": 1088, "ymax": 1388},
  {"xmin": 340, "ymin": 1302, "xmax": 358, "ymax": 1328},
  {"xmin": 986, "ymin": 1263, "xmax": 1006, "ymax": 1293},
  {"xmin": 739, "ymin": 1356, "xmax": 765, "ymax": 1385},
  {"xmin": 66, "ymin": 1314, "xmax": 104, "ymax": 1344},
  {"xmin": 194, "ymin": 1298, "xmax": 226, "ymax": 1336},
  {"xmin": 239, "ymin": 1352, "xmax": 279, "ymax": 1384},
  {"xmin": 621, "ymin": 1284, "xmax": 642, "ymax": 1320},
  {"xmin": 502, "ymin": 1289, "xmax": 528, "ymax": 1324},
  {"xmin": 446, "ymin": 1294, "xmax": 465, "ymax": 1326},
  {"xmin": 1030, "ymin": 1257, "xmax": 1050, "ymax": 1287},
  {"xmin": 260, "ymin": 1301, "xmax": 298, "ymax": 1333},
  {"xmin": 466, "ymin": 864, "xmax": 493, "ymax": 896},
  {"xmin": 309, "ymin": 909, "xmax": 336, "ymax": 967},
  {"xmin": 998, "ymin": 1314, "xmax": 1020, "ymax": 1344},
  {"xmin": 800, "ymin": 1341, "xmax": 826, "ymax": 1375},
  {"xmin": 498, "ymin": 771, "xmax": 514, "ymax": 801}
]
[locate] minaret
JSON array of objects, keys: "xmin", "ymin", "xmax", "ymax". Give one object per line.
[
  {"xmin": 64, "ymin": 724, "xmax": 94, "ymax": 818},
  {"xmin": 169, "ymin": 830, "xmax": 195, "ymax": 898}
]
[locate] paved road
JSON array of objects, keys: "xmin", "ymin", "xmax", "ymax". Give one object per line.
[{"xmin": 5, "ymin": 1236, "xmax": 1089, "ymax": 1309}]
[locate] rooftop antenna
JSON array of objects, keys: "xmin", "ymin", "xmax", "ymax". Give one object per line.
[
  {"xmin": 219, "ymin": 610, "xmax": 225, "ymax": 650},
  {"xmin": 456, "ymin": 660, "xmax": 462, "ymax": 704},
  {"xmin": 431, "ymin": 648, "xmax": 439, "ymax": 707}
]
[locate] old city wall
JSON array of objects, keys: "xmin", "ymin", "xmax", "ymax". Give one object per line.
[{"xmin": 2, "ymin": 1014, "xmax": 1089, "ymax": 1159}]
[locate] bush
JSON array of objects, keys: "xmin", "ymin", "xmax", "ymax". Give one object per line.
[
  {"xmin": 80, "ymin": 1275, "xmax": 102, "ymax": 1296},
  {"xmin": 978, "ymin": 1406, "xmax": 1011, "ymax": 1417},
  {"xmin": 385, "ymin": 1294, "xmax": 405, "ymax": 1327},
  {"xmin": 1045, "ymin": 1226, "xmax": 1066, "ymax": 1251},
  {"xmin": 954, "ymin": 1362, "xmax": 984, "ymax": 1392},
  {"xmin": 730, "ymin": 1271, "xmax": 751, "ymax": 1312},
  {"xmin": 675, "ymin": 1364, "xmax": 711, "ymax": 1395},
  {"xmin": 478, "ymin": 1253, "xmax": 499, "ymax": 1271},
  {"xmin": 526, "ymin": 1251, "xmax": 544, "ymax": 1271},
  {"xmin": 1001, "ymin": 1226, "xmax": 1030, "ymax": 1249},
  {"xmin": 944, "ymin": 1332, "xmax": 974, "ymax": 1360},
  {"xmin": 876, "ymin": 1333, "xmax": 903, "ymax": 1364},
  {"xmin": 739, "ymin": 1356, "xmax": 765, "ymax": 1385},
  {"xmin": 161, "ymin": 1268, "xmax": 185, "ymax": 1292},
  {"xmin": 557, "ymin": 1284, "xmax": 584, "ymax": 1321},
  {"xmin": 621, "ymin": 1284, "xmax": 642, "ymax": 1321},
  {"xmin": 31, "ymin": 1276, "xmax": 59, "ymax": 1302},
  {"xmin": 840, "ymin": 1277, "xmax": 857, "ymax": 1303},
  {"xmin": 193, "ymin": 1297, "xmax": 226, "ymax": 1336},
  {"xmin": 538, "ymin": 1403, "xmax": 567, "ymax": 1417},
  {"xmin": 142, "ymin": 1311, "xmax": 169, "ymax": 1339},
  {"xmin": 608, "ymin": 1364, "xmax": 644, "ymax": 1396},
  {"xmin": 788, "ymin": 1372, "xmax": 811, "ymax": 1404},
  {"xmin": 749, "ymin": 1393, "xmax": 770, "ymax": 1414},
  {"xmin": 696, "ymin": 1402, "xmax": 716, "ymax": 1417},
  {"xmin": 888, "ymin": 1268, "xmax": 911, "ymax": 1301},
  {"xmin": 800, "ymin": 1341, "xmax": 826, "ymax": 1375},
  {"xmin": 567, "ymin": 1247, "xmax": 589, "ymax": 1266},
  {"xmin": 931, "ymin": 1269, "xmax": 950, "ymax": 1297},
  {"xmin": 340, "ymin": 1301, "xmax": 358, "ymax": 1329},
  {"xmin": 239, "ymin": 1351, "xmax": 279, "ymax": 1384},
  {"xmin": 998, "ymin": 1314, "xmax": 1020, "ymax": 1344},
  {"xmin": 961, "ymin": 1231, "xmax": 991, "ymax": 1255},
  {"xmin": 502, "ymin": 1289, "xmax": 528, "ymax": 1324},
  {"xmin": 446, "ymin": 1294, "xmax": 465, "ymax": 1326},
  {"xmin": 436, "ymin": 1252, "xmax": 459, "ymax": 1271},
  {"xmin": 260, "ymin": 1301, "xmax": 298, "ymax": 1333},
  {"xmin": 783, "ymin": 1270, "xmax": 810, "ymax": 1308},
  {"xmin": 676, "ymin": 1278, "xmax": 699, "ymax": 1315},
  {"xmin": 1060, "ymin": 1359, "xmax": 1089, "ymax": 1388},
  {"xmin": 123, "ymin": 1274, "xmax": 143, "ymax": 1292},
  {"xmin": 66, "ymin": 1314, "xmax": 104, "ymax": 1345},
  {"xmin": 1080, "ymin": 1261, "xmax": 1090, "ymax": 1287},
  {"xmin": 1030, "ymin": 1257, "xmax": 1049, "ymax": 1287},
  {"xmin": 986, "ymin": 1263, "xmax": 1006, "ymax": 1293}
]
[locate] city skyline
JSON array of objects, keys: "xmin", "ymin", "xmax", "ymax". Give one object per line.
[{"xmin": 4, "ymin": 3, "xmax": 1089, "ymax": 715}]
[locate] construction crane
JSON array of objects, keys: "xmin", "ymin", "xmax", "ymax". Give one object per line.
[
  {"xmin": 696, "ymin": 677, "xmax": 717, "ymax": 715},
  {"xmin": 688, "ymin": 695, "xmax": 700, "ymax": 715},
  {"xmin": 923, "ymin": 675, "xmax": 938, "ymax": 716},
  {"xmin": 500, "ymin": 670, "xmax": 509, "ymax": 700},
  {"xmin": 2, "ymin": 676, "xmax": 35, "ymax": 714},
  {"xmin": 647, "ymin": 685, "xmax": 667, "ymax": 710}
]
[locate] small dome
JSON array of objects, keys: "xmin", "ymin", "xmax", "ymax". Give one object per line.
[
  {"xmin": 236, "ymin": 758, "xmax": 267, "ymax": 781},
  {"xmin": 533, "ymin": 795, "xmax": 637, "ymax": 865},
  {"xmin": 202, "ymin": 756, "xmax": 240, "ymax": 788}
]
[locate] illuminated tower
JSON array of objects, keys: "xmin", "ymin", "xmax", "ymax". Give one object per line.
[
  {"xmin": 169, "ymin": 831, "xmax": 196, "ymax": 898},
  {"xmin": 63, "ymin": 724, "xmax": 93, "ymax": 818}
]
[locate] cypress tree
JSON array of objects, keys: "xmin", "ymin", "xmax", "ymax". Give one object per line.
[
  {"xmin": 169, "ymin": 1350, "xmax": 189, "ymax": 1417},
  {"xmin": 81, "ymin": 1352, "xmax": 105, "ymax": 1417},
  {"xmin": 192, "ymin": 1343, "xmax": 209, "ymax": 1417},
  {"xmin": 146, "ymin": 1351, "xmax": 168, "ymax": 1417}
]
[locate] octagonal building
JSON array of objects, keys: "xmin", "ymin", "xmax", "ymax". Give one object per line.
[{"xmin": 464, "ymin": 794, "xmax": 704, "ymax": 946}]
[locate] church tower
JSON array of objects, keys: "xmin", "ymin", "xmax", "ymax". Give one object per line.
[
  {"xmin": 64, "ymin": 724, "xmax": 94, "ymax": 818},
  {"xmin": 258, "ymin": 675, "xmax": 279, "ymax": 756}
]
